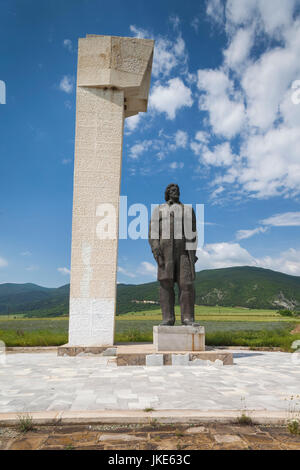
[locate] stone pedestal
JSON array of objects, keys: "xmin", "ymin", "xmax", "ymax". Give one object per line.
[
  {"xmin": 66, "ymin": 35, "xmax": 154, "ymax": 349},
  {"xmin": 153, "ymin": 325, "xmax": 205, "ymax": 352}
]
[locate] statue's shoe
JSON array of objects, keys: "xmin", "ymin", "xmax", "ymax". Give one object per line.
[
  {"xmin": 182, "ymin": 320, "xmax": 200, "ymax": 327},
  {"xmin": 160, "ymin": 321, "xmax": 175, "ymax": 326}
]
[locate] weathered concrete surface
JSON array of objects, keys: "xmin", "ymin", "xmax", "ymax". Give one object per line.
[
  {"xmin": 0, "ymin": 350, "xmax": 299, "ymax": 414},
  {"xmin": 68, "ymin": 35, "xmax": 154, "ymax": 348},
  {"xmin": 154, "ymin": 325, "xmax": 205, "ymax": 351},
  {"xmin": 116, "ymin": 343, "xmax": 233, "ymax": 365}
]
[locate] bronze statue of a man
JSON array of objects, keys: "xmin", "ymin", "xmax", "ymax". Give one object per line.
[{"xmin": 148, "ymin": 183, "xmax": 198, "ymax": 326}]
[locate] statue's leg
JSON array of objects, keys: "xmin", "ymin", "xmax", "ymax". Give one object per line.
[
  {"xmin": 159, "ymin": 280, "xmax": 175, "ymax": 325},
  {"xmin": 178, "ymin": 281, "xmax": 195, "ymax": 324}
]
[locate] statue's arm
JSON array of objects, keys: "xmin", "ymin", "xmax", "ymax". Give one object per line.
[{"xmin": 148, "ymin": 206, "xmax": 163, "ymax": 263}]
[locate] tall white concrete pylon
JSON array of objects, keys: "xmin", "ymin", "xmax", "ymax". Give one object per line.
[{"xmin": 68, "ymin": 35, "xmax": 154, "ymax": 347}]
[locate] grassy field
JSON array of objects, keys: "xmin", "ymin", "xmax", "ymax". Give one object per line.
[{"xmin": 0, "ymin": 306, "xmax": 299, "ymax": 350}]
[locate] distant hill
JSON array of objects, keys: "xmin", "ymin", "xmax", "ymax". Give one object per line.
[
  {"xmin": 0, "ymin": 283, "xmax": 69, "ymax": 317},
  {"xmin": 0, "ymin": 266, "xmax": 300, "ymax": 317}
]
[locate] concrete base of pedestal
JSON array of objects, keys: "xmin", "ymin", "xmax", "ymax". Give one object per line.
[
  {"xmin": 115, "ymin": 344, "xmax": 233, "ymax": 366},
  {"xmin": 57, "ymin": 344, "xmax": 114, "ymax": 357},
  {"xmin": 153, "ymin": 325, "xmax": 205, "ymax": 352}
]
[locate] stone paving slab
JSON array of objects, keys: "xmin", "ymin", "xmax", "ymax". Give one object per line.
[
  {"xmin": 0, "ymin": 350, "xmax": 299, "ymax": 415},
  {"xmin": 1, "ymin": 422, "xmax": 300, "ymax": 450}
]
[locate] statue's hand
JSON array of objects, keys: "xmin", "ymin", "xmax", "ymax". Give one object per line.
[{"xmin": 153, "ymin": 247, "xmax": 164, "ymax": 266}]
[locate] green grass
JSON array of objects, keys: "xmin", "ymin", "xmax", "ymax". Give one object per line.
[
  {"xmin": 0, "ymin": 306, "xmax": 299, "ymax": 349},
  {"xmin": 118, "ymin": 305, "xmax": 300, "ymax": 322}
]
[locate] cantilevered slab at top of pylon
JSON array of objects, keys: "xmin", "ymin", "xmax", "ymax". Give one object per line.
[{"xmin": 77, "ymin": 34, "xmax": 154, "ymax": 116}]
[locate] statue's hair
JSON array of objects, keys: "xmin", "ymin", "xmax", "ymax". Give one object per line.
[{"xmin": 165, "ymin": 183, "xmax": 180, "ymax": 202}]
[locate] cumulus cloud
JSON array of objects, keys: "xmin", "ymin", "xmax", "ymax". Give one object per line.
[
  {"xmin": 198, "ymin": 0, "xmax": 300, "ymax": 199},
  {"xmin": 125, "ymin": 114, "xmax": 141, "ymax": 133},
  {"xmin": 196, "ymin": 241, "xmax": 300, "ymax": 276},
  {"xmin": 197, "ymin": 69, "xmax": 245, "ymax": 138},
  {"xmin": 150, "ymin": 78, "xmax": 193, "ymax": 119},
  {"xmin": 225, "ymin": 0, "xmax": 296, "ymax": 37},
  {"xmin": 57, "ymin": 267, "xmax": 70, "ymax": 275},
  {"xmin": 196, "ymin": 242, "xmax": 256, "ymax": 270},
  {"xmin": 223, "ymin": 27, "xmax": 254, "ymax": 69},
  {"xmin": 59, "ymin": 75, "xmax": 74, "ymax": 94}
]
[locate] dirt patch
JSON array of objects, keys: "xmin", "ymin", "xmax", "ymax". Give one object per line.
[{"xmin": 291, "ymin": 324, "xmax": 300, "ymax": 334}]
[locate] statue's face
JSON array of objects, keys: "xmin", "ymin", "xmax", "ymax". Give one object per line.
[{"xmin": 169, "ymin": 185, "xmax": 180, "ymax": 201}]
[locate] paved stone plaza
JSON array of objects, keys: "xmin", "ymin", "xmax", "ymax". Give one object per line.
[{"xmin": 0, "ymin": 350, "xmax": 299, "ymax": 414}]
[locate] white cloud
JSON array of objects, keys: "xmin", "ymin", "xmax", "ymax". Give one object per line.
[
  {"xmin": 196, "ymin": 242, "xmax": 256, "ymax": 270},
  {"xmin": 138, "ymin": 261, "xmax": 157, "ymax": 276},
  {"xmin": 129, "ymin": 140, "xmax": 152, "ymax": 159},
  {"xmin": 196, "ymin": 241, "xmax": 300, "ymax": 276},
  {"xmin": 57, "ymin": 267, "xmax": 70, "ymax": 275},
  {"xmin": 0, "ymin": 256, "xmax": 8, "ymax": 267},
  {"xmin": 199, "ymin": 1, "xmax": 300, "ymax": 199},
  {"xmin": 236, "ymin": 226, "xmax": 268, "ymax": 240},
  {"xmin": 130, "ymin": 25, "xmax": 188, "ymax": 78},
  {"xmin": 210, "ymin": 186, "xmax": 225, "ymax": 201},
  {"xmin": 169, "ymin": 161, "xmax": 184, "ymax": 169},
  {"xmin": 129, "ymin": 25, "xmax": 149, "ymax": 39},
  {"xmin": 190, "ymin": 131, "xmax": 210, "ymax": 155},
  {"xmin": 197, "ymin": 69, "xmax": 245, "ymax": 138},
  {"xmin": 150, "ymin": 78, "xmax": 193, "ymax": 119},
  {"xmin": 236, "ymin": 211, "xmax": 300, "ymax": 241},
  {"xmin": 59, "ymin": 75, "xmax": 74, "ymax": 94},
  {"xmin": 241, "ymin": 44, "xmax": 300, "ymax": 131},
  {"xmin": 202, "ymin": 142, "xmax": 235, "ymax": 166},
  {"xmin": 225, "ymin": 0, "xmax": 295, "ymax": 36},
  {"xmin": 261, "ymin": 212, "xmax": 300, "ymax": 227},
  {"xmin": 223, "ymin": 27, "xmax": 254, "ymax": 69},
  {"xmin": 259, "ymin": 248, "xmax": 300, "ymax": 276},
  {"xmin": 175, "ymin": 130, "xmax": 188, "ymax": 148},
  {"xmin": 206, "ymin": 0, "xmax": 225, "ymax": 26},
  {"xmin": 117, "ymin": 266, "xmax": 136, "ymax": 278},
  {"xmin": 125, "ymin": 114, "xmax": 141, "ymax": 133},
  {"xmin": 63, "ymin": 39, "xmax": 72, "ymax": 52}
]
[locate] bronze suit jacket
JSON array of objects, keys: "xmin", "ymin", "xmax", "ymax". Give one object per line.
[{"xmin": 148, "ymin": 202, "xmax": 198, "ymax": 283}]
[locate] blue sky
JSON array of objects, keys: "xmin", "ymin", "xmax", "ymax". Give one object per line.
[{"xmin": 1, "ymin": 0, "xmax": 300, "ymax": 287}]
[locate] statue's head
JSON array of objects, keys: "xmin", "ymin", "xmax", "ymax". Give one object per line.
[{"xmin": 165, "ymin": 183, "xmax": 180, "ymax": 202}]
